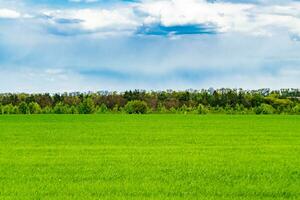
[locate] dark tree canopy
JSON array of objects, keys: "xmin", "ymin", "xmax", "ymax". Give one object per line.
[{"xmin": 0, "ymin": 88, "xmax": 299, "ymax": 114}]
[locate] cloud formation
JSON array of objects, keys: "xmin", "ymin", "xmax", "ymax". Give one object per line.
[
  {"xmin": 2, "ymin": 0, "xmax": 300, "ymax": 38},
  {"xmin": 0, "ymin": 0, "xmax": 300, "ymax": 92},
  {"xmin": 43, "ymin": 8, "xmax": 138, "ymax": 36},
  {"xmin": 0, "ymin": 8, "xmax": 20, "ymax": 19}
]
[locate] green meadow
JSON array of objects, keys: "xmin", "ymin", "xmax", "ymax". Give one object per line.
[{"xmin": 0, "ymin": 115, "xmax": 300, "ymax": 199}]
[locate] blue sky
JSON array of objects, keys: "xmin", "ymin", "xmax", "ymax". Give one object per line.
[{"xmin": 0, "ymin": 0, "xmax": 300, "ymax": 92}]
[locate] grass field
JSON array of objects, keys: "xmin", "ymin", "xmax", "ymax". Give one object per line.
[{"xmin": 0, "ymin": 115, "xmax": 300, "ymax": 199}]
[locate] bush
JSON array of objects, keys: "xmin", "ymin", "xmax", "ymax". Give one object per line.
[
  {"xmin": 234, "ymin": 104, "xmax": 247, "ymax": 114},
  {"xmin": 157, "ymin": 103, "xmax": 168, "ymax": 113},
  {"xmin": 53, "ymin": 102, "xmax": 69, "ymax": 114},
  {"xmin": 292, "ymin": 104, "xmax": 300, "ymax": 114},
  {"xmin": 225, "ymin": 104, "xmax": 234, "ymax": 114},
  {"xmin": 28, "ymin": 102, "xmax": 42, "ymax": 114},
  {"xmin": 179, "ymin": 104, "xmax": 188, "ymax": 114},
  {"xmin": 42, "ymin": 106, "xmax": 52, "ymax": 114},
  {"xmin": 19, "ymin": 102, "xmax": 29, "ymax": 114},
  {"xmin": 124, "ymin": 100, "xmax": 148, "ymax": 114},
  {"xmin": 79, "ymin": 98, "xmax": 95, "ymax": 114},
  {"xmin": 197, "ymin": 104, "xmax": 208, "ymax": 114},
  {"xmin": 97, "ymin": 104, "xmax": 108, "ymax": 114},
  {"xmin": 2, "ymin": 104, "xmax": 15, "ymax": 114},
  {"xmin": 255, "ymin": 103, "xmax": 275, "ymax": 114},
  {"xmin": 112, "ymin": 105, "xmax": 120, "ymax": 113}
]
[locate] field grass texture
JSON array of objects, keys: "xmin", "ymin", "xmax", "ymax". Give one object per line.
[{"xmin": 0, "ymin": 115, "xmax": 300, "ymax": 199}]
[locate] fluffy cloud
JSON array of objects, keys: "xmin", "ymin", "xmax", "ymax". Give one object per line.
[
  {"xmin": 1, "ymin": 0, "xmax": 300, "ymax": 92},
  {"xmin": 139, "ymin": 0, "xmax": 254, "ymax": 33},
  {"xmin": 42, "ymin": 8, "xmax": 139, "ymax": 35},
  {"xmin": 138, "ymin": 0, "xmax": 300, "ymax": 37},
  {"xmin": 25, "ymin": 0, "xmax": 299, "ymax": 38},
  {"xmin": 0, "ymin": 8, "xmax": 20, "ymax": 19},
  {"xmin": 3, "ymin": 0, "xmax": 300, "ymax": 38}
]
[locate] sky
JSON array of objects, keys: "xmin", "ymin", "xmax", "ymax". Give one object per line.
[{"xmin": 0, "ymin": 0, "xmax": 300, "ymax": 92}]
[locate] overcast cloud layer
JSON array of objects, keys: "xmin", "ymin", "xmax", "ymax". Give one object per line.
[{"xmin": 0, "ymin": 0, "xmax": 300, "ymax": 92}]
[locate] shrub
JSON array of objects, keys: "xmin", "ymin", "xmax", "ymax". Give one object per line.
[
  {"xmin": 1, "ymin": 104, "xmax": 18, "ymax": 114},
  {"xmin": 255, "ymin": 103, "xmax": 275, "ymax": 114},
  {"xmin": 169, "ymin": 107, "xmax": 177, "ymax": 114},
  {"xmin": 197, "ymin": 104, "xmax": 208, "ymax": 114},
  {"xmin": 124, "ymin": 100, "xmax": 148, "ymax": 114},
  {"xmin": 97, "ymin": 103, "xmax": 108, "ymax": 114},
  {"xmin": 212, "ymin": 106, "xmax": 225, "ymax": 114},
  {"xmin": 70, "ymin": 106, "xmax": 79, "ymax": 114},
  {"xmin": 292, "ymin": 104, "xmax": 300, "ymax": 114},
  {"xmin": 225, "ymin": 104, "xmax": 234, "ymax": 114},
  {"xmin": 12, "ymin": 106, "xmax": 19, "ymax": 114},
  {"xmin": 179, "ymin": 104, "xmax": 188, "ymax": 114},
  {"xmin": 157, "ymin": 103, "xmax": 168, "ymax": 113},
  {"xmin": 53, "ymin": 102, "xmax": 69, "ymax": 114},
  {"xmin": 42, "ymin": 106, "xmax": 52, "ymax": 114},
  {"xmin": 79, "ymin": 98, "xmax": 95, "ymax": 114},
  {"xmin": 19, "ymin": 102, "xmax": 29, "ymax": 114},
  {"xmin": 112, "ymin": 105, "xmax": 120, "ymax": 113},
  {"xmin": 234, "ymin": 104, "xmax": 247, "ymax": 114},
  {"xmin": 28, "ymin": 102, "xmax": 42, "ymax": 114}
]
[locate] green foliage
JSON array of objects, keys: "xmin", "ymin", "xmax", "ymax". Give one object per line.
[
  {"xmin": 179, "ymin": 104, "xmax": 188, "ymax": 114},
  {"xmin": 112, "ymin": 104, "xmax": 120, "ymax": 113},
  {"xmin": 97, "ymin": 103, "xmax": 108, "ymax": 114},
  {"xmin": 79, "ymin": 98, "xmax": 95, "ymax": 114},
  {"xmin": 0, "ymin": 89, "xmax": 299, "ymax": 114},
  {"xmin": 124, "ymin": 100, "xmax": 148, "ymax": 114},
  {"xmin": 225, "ymin": 104, "xmax": 234, "ymax": 114},
  {"xmin": 255, "ymin": 103, "xmax": 275, "ymax": 114},
  {"xmin": 1, "ymin": 104, "xmax": 17, "ymax": 114},
  {"xmin": 292, "ymin": 104, "xmax": 300, "ymax": 114},
  {"xmin": 18, "ymin": 102, "xmax": 29, "ymax": 114},
  {"xmin": 53, "ymin": 102, "xmax": 69, "ymax": 114},
  {"xmin": 28, "ymin": 102, "xmax": 42, "ymax": 114},
  {"xmin": 234, "ymin": 104, "xmax": 247, "ymax": 114},
  {"xmin": 70, "ymin": 106, "xmax": 79, "ymax": 114},
  {"xmin": 157, "ymin": 103, "xmax": 169, "ymax": 114},
  {"xmin": 197, "ymin": 104, "xmax": 208, "ymax": 114},
  {"xmin": 264, "ymin": 96, "xmax": 293, "ymax": 113},
  {"xmin": 42, "ymin": 106, "xmax": 53, "ymax": 114},
  {"xmin": 169, "ymin": 107, "xmax": 177, "ymax": 114}
]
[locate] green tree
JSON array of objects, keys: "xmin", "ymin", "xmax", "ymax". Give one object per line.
[
  {"xmin": 97, "ymin": 103, "xmax": 108, "ymax": 114},
  {"xmin": 70, "ymin": 106, "xmax": 79, "ymax": 114},
  {"xmin": 18, "ymin": 102, "xmax": 29, "ymax": 114},
  {"xmin": 255, "ymin": 103, "xmax": 275, "ymax": 114},
  {"xmin": 28, "ymin": 102, "xmax": 42, "ymax": 114},
  {"xmin": 53, "ymin": 102, "xmax": 69, "ymax": 114},
  {"xmin": 292, "ymin": 104, "xmax": 300, "ymax": 114},
  {"xmin": 124, "ymin": 100, "xmax": 148, "ymax": 114},
  {"xmin": 197, "ymin": 104, "xmax": 208, "ymax": 114},
  {"xmin": 2, "ymin": 104, "xmax": 15, "ymax": 114},
  {"xmin": 179, "ymin": 104, "xmax": 189, "ymax": 114},
  {"xmin": 79, "ymin": 98, "xmax": 95, "ymax": 114},
  {"xmin": 42, "ymin": 106, "xmax": 52, "ymax": 114},
  {"xmin": 157, "ymin": 103, "xmax": 168, "ymax": 113}
]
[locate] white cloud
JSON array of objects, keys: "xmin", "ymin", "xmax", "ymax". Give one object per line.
[
  {"xmin": 2, "ymin": 0, "xmax": 300, "ymax": 38},
  {"xmin": 43, "ymin": 8, "xmax": 139, "ymax": 35},
  {"xmin": 137, "ymin": 0, "xmax": 300, "ymax": 37},
  {"xmin": 27, "ymin": 0, "xmax": 300, "ymax": 38},
  {"xmin": 138, "ymin": 0, "xmax": 254, "ymax": 32},
  {"xmin": 0, "ymin": 8, "xmax": 20, "ymax": 19}
]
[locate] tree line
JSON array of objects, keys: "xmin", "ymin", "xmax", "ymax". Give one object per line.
[{"xmin": 0, "ymin": 88, "xmax": 300, "ymax": 115}]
